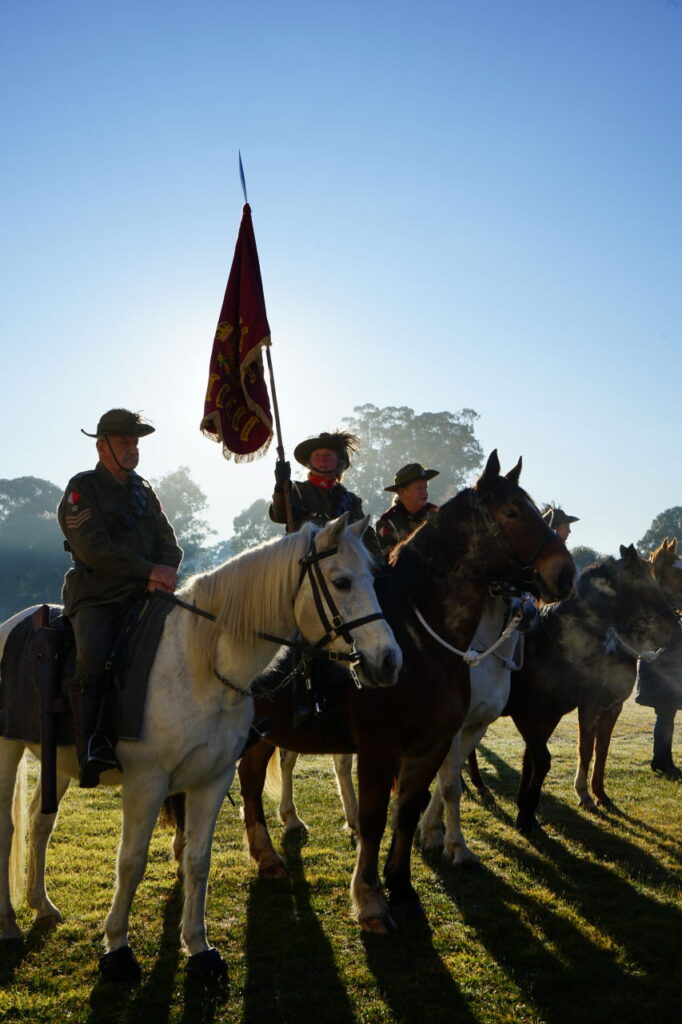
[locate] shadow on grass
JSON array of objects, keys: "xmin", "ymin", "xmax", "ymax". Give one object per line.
[
  {"xmin": 0, "ymin": 914, "xmax": 59, "ymax": 986},
  {"xmin": 85, "ymin": 880, "xmax": 228, "ymax": 1024},
  {"xmin": 243, "ymin": 831, "xmax": 356, "ymax": 1024},
  {"xmin": 362, "ymin": 916, "xmax": 478, "ymax": 1024},
  {"xmin": 420, "ymin": 763, "xmax": 682, "ymax": 1024}
]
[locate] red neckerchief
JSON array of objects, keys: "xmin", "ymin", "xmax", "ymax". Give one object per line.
[{"xmin": 308, "ymin": 472, "xmax": 338, "ymax": 490}]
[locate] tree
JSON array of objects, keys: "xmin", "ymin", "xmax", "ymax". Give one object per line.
[
  {"xmin": 637, "ymin": 507, "xmax": 682, "ymax": 555},
  {"xmin": 339, "ymin": 404, "xmax": 484, "ymax": 519},
  {"xmin": 152, "ymin": 467, "xmax": 216, "ymax": 574},
  {"xmin": 230, "ymin": 499, "xmax": 281, "ymax": 555},
  {"xmin": 570, "ymin": 545, "xmax": 608, "ymax": 571},
  {"xmin": 0, "ymin": 477, "xmax": 69, "ymax": 618}
]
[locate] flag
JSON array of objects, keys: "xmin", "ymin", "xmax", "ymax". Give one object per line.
[{"xmin": 200, "ymin": 203, "xmax": 273, "ymax": 461}]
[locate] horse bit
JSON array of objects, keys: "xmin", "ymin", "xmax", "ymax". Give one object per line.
[{"xmin": 258, "ymin": 533, "xmax": 386, "ymax": 689}]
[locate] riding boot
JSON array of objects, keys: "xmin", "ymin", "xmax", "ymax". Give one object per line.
[
  {"xmin": 651, "ymin": 708, "xmax": 679, "ymax": 779},
  {"xmin": 69, "ymin": 676, "xmax": 119, "ymax": 788}
]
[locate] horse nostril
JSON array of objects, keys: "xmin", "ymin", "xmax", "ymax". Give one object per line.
[{"xmin": 381, "ymin": 650, "xmax": 398, "ymax": 683}]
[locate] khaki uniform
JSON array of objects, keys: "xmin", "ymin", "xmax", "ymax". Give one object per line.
[
  {"xmin": 58, "ymin": 462, "xmax": 182, "ymax": 617},
  {"xmin": 375, "ymin": 501, "xmax": 438, "ymax": 556}
]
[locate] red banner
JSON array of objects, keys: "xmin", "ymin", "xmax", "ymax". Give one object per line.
[{"xmin": 200, "ymin": 203, "xmax": 273, "ymax": 461}]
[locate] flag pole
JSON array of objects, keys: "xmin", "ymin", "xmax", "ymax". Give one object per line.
[{"xmin": 239, "ymin": 152, "xmax": 294, "ymax": 533}]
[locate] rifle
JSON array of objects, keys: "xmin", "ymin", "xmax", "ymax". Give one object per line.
[{"xmin": 32, "ymin": 605, "xmax": 65, "ymax": 815}]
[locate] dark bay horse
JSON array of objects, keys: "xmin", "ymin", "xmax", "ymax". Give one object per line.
[
  {"xmin": 506, "ymin": 544, "xmax": 680, "ymax": 832},
  {"xmin": 232, "ymin": 451, "xmax": 577, "ymax": 933}
]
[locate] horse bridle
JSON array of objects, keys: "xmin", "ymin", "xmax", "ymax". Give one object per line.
[
  {"xmin": 471, "ymin": 491, "xmax": 556, "ymax": 587},
  {"xmin": 258, "ymin": 533, "xmax": 386, "ymax": 686}
]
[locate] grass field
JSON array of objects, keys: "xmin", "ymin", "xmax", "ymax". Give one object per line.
[{"xmin": 0, "ymin": 698, "xmax": 680, "ymax": 1024}]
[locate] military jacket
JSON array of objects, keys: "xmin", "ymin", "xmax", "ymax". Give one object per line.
[
  {"xmin": 57, "ymin": 462, "xmax": 183, "ymax": 615},
  {"xmin": 375, "ymin": 501, "xmax": 439, "ymax": 557},
  {"xmin": 270, "ymin": 479, "xmax": 380, "ymax": 558}
]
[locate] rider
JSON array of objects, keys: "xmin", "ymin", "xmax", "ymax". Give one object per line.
[
  {"xmin": 57, "ymin": 408, "xmax": 183, "ymax": 788},
  {"xmin": 375, "ymin": 463, "xmax": 440, "ymax": 558},
  {"xmin": 542, "ymin": 506, "xmax": 579, "ymax": 542},
  {"xmin": 270, "ymin": 429, "xmax": 379, "ymax": 556},
  {"xmin": 269, "ymin": 429, "xmax": 378, "ymax": 723}
]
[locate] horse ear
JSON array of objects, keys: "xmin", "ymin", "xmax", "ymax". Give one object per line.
[
  {"xmin": 505, "ymin": 457, "xmax": 522, "ymax": 485},
  {"xmin": 619, "ymin": 543, "xmax": 639, "ymax": 566},
  {"xmin": 672, "ymin": 538, "xmax": 678, "ymax": 554},
  {"xmin": 347, "ymin": 514, "xmax": 370, "ymax": 539},
  {"xmin": 476, "ymin": 450, "xmax": 500, "ymax": 489},
  {"xmin": 319, "ymin": 511, "xmax": 350, "ymax": 547}
]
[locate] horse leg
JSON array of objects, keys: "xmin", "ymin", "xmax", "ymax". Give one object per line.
[
  {"xmin": 384, "ymin": 745, "xmax": 451, "ymax": 918},
  {"xmin": 333, "ymin": 753, "xmax": 358, "ymax": 834},
  {"xmin": 467, "ymin": 748, "xmax": 493, "ymax": 800},
  {"xmin": 574, "ymin": 703, "xmax": 599, "ymax": 811},
  {"xmin": 179, "ymin": 780, "xmax": 231, "ymax": 980},
  {"xmin": 26, "ymin": 770, "xmax": 71, "ymax": 925},
  {"xmin": 418, "ymin": 737, "xmax": 454, "ymax": 855},
  {"xmin": 102, "ymin": 771, "xmax": 168, "ymax": 981},
  {"xmin": 0, "ymin": 741, "xmax": 26, "ymax": 941},
  {"xmin": 590, "ymin": 703, "xmax": 623, "ymax": 807},
  {"xmin": 351, "ymin": 747, "xmax": 398, "ymax": 933},
  {"xmin": 238, "ymin": 740, "xmax": 288, "ymax": 879},
  {"xmin": 277, "ymin": 749, "xmax": 308, "ymax": 835},
  {"xmin": 441, "ymin": 728, "xmax": 488, "ymax": 866},
  {"xmin": 514, "ymin": 716, "xmax": 555, "ymax": 832}
]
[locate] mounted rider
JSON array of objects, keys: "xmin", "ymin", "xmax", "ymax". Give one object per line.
[
  {"xmin": 375, "ymin": 463, "xmax": 440, "ymax": 558},
  {"xmin": 542, "ymin": 506, "xmax": 579, "ymax": 543},
  {"xmin": 57, "ymin": 408, "xmax": 183, "ymax": 788},
  {"xmin": 270, "ymin": 429, "xmax": 380, "ymax": 557}
]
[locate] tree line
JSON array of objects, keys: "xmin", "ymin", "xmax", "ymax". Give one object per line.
[{"xmin": 1, "ymin": 403, "xmax": 679, "ymax": 618}]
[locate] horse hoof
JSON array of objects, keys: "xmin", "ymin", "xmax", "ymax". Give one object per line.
[
  {"xmin": 515, "ymin": 813, "xmax": 538, "ymax": 834},
  {"xmin": 360, "ymin": 913, "xmax": 398, "ymax": 934},
  {"xmin": 99, "ymin": 946, "xmax": 141, "ymax": 983},
  {"xmin": 258, "ymin": 861, "xmax": 289, "ymax": 880},
  {"xmin": 186, "ymin": 947, "xmax": 228, "ymax": 982}
]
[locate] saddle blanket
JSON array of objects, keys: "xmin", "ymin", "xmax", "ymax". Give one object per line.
[{"xmin": 0, "ymin": 596, "xmax": 175, "ymax": 745}]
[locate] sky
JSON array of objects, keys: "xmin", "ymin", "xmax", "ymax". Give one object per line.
[{"xmin": 2, "ymin": 0, "xmax": 681, "ymax": 556}]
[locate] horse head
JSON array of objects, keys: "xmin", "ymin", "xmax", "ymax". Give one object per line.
[
  {"xmin": 583, "ymin": 544, "xmax": 680, "ymax": 655},
  {"xmin": 471, "ymin": 450, "xmax": 578, "ymax": 604},
  {"xmin": 649, "ymin": 537, "xmax": 682, "ymax": 609},
  {"xmin": 293, "ymin": 513, "xmax": 402, "ymax": 688}
]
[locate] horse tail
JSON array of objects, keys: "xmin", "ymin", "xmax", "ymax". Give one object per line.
[
  {"xmin": 263, "ymin": 746, "xmax": 281, "ymax": 803},
  {"xmin": 159, "ymin": 793, "xmax": 185, "ymax": 830},
  {"xmin": 9, "ymin": 752, "xmax": 27, "ymax": 906}
]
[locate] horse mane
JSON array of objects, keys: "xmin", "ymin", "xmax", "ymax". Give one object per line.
[
  {"xmin": 177, "ymin": 523, "xmax": 318, "ymax": 686},
  {"xmin": 387, "ymin": 488, "xmax": 474, "ymax": 593}
]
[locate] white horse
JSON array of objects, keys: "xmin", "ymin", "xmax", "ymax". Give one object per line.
[
  {"xmin": 271, "ymin": 594, "xmax": 523, "ymax": 866},
  {"xmin": 417, "ymin": 594, "xmax": 523, "ymax": 864},
  {"xmin": 0, "ymin": 514, "xmax": 401, "ymax": 982}
]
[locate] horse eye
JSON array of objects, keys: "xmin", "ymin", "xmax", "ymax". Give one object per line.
[
  {"xmin": 333, "ymin": 577, "xmax": 352, "ymax": 590},
  {"xmin": 504, "ymin": 507, "xmax": 519, "ymax": 519}
]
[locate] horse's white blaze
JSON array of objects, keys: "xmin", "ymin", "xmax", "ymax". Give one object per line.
[{"xmin": 0, "ymin": 516, "xmax": 400, "ymax": 967}]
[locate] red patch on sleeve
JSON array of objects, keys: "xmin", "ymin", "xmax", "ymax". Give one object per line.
[{"xmin": 70, "ymin": 491, "xmax": 80, "ymax": 504}]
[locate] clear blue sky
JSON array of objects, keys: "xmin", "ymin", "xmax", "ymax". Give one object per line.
[{"xmin": 2, "ymin": 0, "xmax": 681, "ymax": 555}]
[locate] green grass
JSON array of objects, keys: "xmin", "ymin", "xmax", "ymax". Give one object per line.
[{"xmin": 1, "ymin": 699, "xmax": 680, "ymax": 1024}]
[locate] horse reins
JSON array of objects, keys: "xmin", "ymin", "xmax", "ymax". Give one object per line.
[
  {"xmin": 258, "ymin": 534, "xmax": 386, "ymax": 687},
  {"xmin": 410, "ymin": 492, "xmax": 556, "ymax": 666},
  {"xmin": 470, "ymin": 490, "xmax": 556, "ymax": 587}
]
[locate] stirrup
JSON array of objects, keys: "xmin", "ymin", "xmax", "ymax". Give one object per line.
[{"xmin": 79, "ymin": 735, "xmax": 119, "ymax": 789}]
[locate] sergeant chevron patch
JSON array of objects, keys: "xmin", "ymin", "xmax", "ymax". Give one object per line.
[{"xmin": 65, "ymin": 509, "xmax": 92, "ymax": 529}]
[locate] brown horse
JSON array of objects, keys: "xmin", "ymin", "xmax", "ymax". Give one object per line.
[
  {"xmin": 636, "ymin": 538, "xmax": 682, "ymax": 777},
  {"xmin": 504, "ymin": 544, "xmax": 680, "ymax": 832},
  {"xmin": 230, "ymin": 451, "xmax": 576, "ymax": 933}
]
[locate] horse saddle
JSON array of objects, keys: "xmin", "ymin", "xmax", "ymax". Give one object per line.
[{"xmin": 0, "ymin": 595, "xmax": 175, "ymax": 746}]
